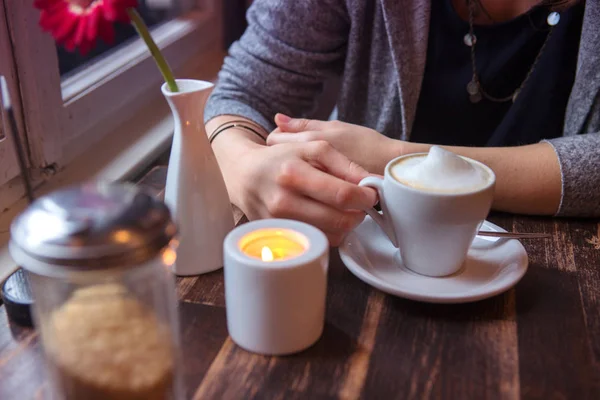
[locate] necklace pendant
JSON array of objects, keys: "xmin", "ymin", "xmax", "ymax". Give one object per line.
[
  {"xmin": 467, "ymin": 80, "xmax": 482, "ymax": 103},
  {"xmin": 547, "ymin": 12, "xmax": 560, "ymax": 27},
  {"xmin": 469, "ymin": 92, "xmax": 483, "ymax": 103},
  {"xmin": 466, "ymin": 80, "xmax": 480, "ymax": 96},
  {"xmin": 463, "ymin": 33, "xmax": 477, "ymax": 47}
]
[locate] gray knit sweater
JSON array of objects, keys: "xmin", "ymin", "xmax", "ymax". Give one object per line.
[{"xmin": 205, "ymin": 0, "xmax": 600, "ymax": 217}]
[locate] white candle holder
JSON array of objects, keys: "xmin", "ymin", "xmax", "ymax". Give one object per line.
[{"xmin": 223, "ymin": 219, "xmax": 329, "ymax": 355}]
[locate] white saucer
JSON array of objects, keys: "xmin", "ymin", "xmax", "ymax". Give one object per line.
[{"xmin": 339, "ymin": 216, "xmax": 528, "ymax": 304}]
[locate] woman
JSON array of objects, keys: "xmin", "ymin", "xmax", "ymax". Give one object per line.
[{"xmin": 205, "ymin": 0, "xmax": 599, "ymax": 245}]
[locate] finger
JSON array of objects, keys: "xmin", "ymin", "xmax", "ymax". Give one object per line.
[
  {"xmin": 264, "ymin": 190, "xmax": 366, "ymax": 238},
  {"xmin": 325, "ymin": 233, "xmax": 346, "ymax": 247},
  {"xmin": 318, "ymin": 212, "xmax": 366, "ymax": 246},
  {"xmin": 267, "ymin": 131, "xmax": 316, "ymax": 146},
  {"xmin": 251, "ymin": 195, "xmax": 353, "ymax": 247},
  {"xmin": 308, "ymin": 210, "xmax": 365, "ymax": 247},
  {"xmin": 301, "ymin": 141, "xmax": 372, "ymax": 185},
  {"xmin": 255, "ymin": 203, "xmax": 350, "ymax": 247},
  {"xmin": 275, "ymin": 113, "xmax": 326, "ymax": 133},
  {"xmin": 245, "ymin": 199, "xmax": 348, "ymax": 247},
  {"xmin": 276, "ymin": 158, "xmax": 377, "ymax": 210}
]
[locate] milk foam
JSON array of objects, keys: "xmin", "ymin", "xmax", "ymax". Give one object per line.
[{"xmin": 390, "ymin": 146, "xmax": 490, "ymax": 193}]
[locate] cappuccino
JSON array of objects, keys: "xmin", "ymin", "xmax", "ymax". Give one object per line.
[{"xmin": 390, "ymin": 146, "xmax": 491, "ymax": 194}]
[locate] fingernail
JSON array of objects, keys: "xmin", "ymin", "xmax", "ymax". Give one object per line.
[
  {"xmin": 276, "ymin": 113, "xmax": 292, "ymax": 124},
  {"xmin": 365, "ymin": 188, "xmax": 378, "ymax": 206}
]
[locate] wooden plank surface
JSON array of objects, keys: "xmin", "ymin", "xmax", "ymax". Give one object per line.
[
  {"xmin": 1, "ymin": 166, "xmax": 599, "ymax": 399},
  {"xmin": 0, "ymin": 306, "xmax": 44, "ymax": 400}
]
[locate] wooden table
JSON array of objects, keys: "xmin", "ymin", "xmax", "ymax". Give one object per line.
[{"xmin": 1, "ymin": 166, "xmax": 600, "ymax": 399}]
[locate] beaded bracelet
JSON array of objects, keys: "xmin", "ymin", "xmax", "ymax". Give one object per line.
[{"xmin": 209, "ymin": 120, "xmax": 268, "ymax": 144}]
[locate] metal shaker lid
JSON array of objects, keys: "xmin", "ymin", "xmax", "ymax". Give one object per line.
[{"xmin": 9, "ymin": 181, "xmax": 177, "ymax": 272}]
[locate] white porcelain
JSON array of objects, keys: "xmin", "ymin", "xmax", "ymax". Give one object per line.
[
  {"xmin": 223, "ymin": 219, "xmax": 329, "ymax": 355},
  {"xmin": 339, "ymin": 216, "xmax": 528, "ymax": 304},
  {"xmin": 359, "ymin": 152, "xmax": 495, "ymax": 277},
  {"xmin": 162, "ymin": 79, "xmax": 234, "ymax": 276}
]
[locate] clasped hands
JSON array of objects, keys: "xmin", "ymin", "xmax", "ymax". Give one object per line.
[
  {"xmin": 269, "ymin": 114, "xmax": 400, "ymax": 175},
  {"xmin": 228, "ymin": 113, "xmax": 402, "ymax": 246}
]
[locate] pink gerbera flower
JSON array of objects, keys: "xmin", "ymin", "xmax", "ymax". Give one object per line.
[{"xmin": 34, "ymin": 0, "xmax": 138, "ymax": 55}]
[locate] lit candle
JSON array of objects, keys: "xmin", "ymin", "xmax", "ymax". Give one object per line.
[
  {"xmin": 223, "ymin": 219, "xmax": 329, "ymax": 355},
  {"xmin": 239, "ymin": 228, "xmax": 308, "ymax": 262}
]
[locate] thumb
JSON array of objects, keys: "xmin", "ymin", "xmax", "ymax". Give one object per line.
[{"xmin": 275, "ymin": 113, "xmax": 323, "ymax": 132}]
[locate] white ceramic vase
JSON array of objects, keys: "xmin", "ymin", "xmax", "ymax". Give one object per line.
[{"xmin": 162, "ymin": 79, "xmax": 234, "ymax": 276}]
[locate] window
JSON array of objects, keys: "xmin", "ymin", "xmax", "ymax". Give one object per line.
[{"xmin": 0, "ymin": 0, "xmax": 223, "ymax": 210}]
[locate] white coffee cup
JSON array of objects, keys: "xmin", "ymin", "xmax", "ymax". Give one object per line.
[{"xmin": 359, "ymin": 148, "xmax": 495, "ymax": 277}]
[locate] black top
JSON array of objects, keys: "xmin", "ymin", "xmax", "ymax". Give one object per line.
[{"xmin": 411, "ymin": 0, "xmax": 585, "ymax": 147}]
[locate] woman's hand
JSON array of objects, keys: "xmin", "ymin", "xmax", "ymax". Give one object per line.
[
  {"xmin": 223, "ymin": 139, "xmax": 377, "ymax": 246},
  {"xmin": 268, "ymin": 114, "xmax": 403, "ymax": 174}
]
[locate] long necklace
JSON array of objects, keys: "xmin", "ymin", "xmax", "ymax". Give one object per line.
[{"xmin": 464, "ymin": 0, "xmax": 562, "ymax": 103}]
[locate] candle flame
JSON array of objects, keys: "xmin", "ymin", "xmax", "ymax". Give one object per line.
[{"xmin": 261, "ymin": 246, "xmax": 274, "ymax": 262}]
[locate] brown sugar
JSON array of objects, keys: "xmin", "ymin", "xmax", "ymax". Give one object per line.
[{"xmin": 43, "ymin": 283, "xmax": 175, "ymax": 400}]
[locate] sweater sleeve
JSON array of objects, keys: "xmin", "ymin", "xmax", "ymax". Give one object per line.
[
  {"xmin": 544, "ymin": 133, "xmax": 600, "ymax": 217},
  {"xmin": 204, "ymin": 0, "xmax": 349, "ymax": 133}
]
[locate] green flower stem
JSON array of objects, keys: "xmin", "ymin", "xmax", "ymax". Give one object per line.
[{"xmin": 127, "ymin": 8, "xmax": 179, "ymax": 92}]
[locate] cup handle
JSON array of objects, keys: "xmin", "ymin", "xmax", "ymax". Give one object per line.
[{"xmin": 359, "ymin": 177, "xmax": 398, "ymax": 248}]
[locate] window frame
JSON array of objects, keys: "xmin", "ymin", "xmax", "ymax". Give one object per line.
[
  {"xmin": 0, "ymin": 0, "xmax": 26, "ymax": 189},
  {"xmin": 0, "ymin": 0, "xmax": 227, "ymax": 281},
  {"xmin": 3, "ymin": 0, "xmax": 221, "ymax": 178}
]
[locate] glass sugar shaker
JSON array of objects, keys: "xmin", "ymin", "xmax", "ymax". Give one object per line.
[{"xmin": 9, "ymin": 181, "xmax": 183, "ymax": 400}]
